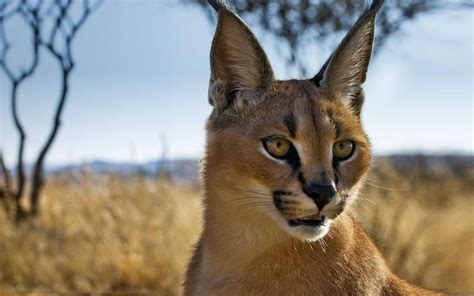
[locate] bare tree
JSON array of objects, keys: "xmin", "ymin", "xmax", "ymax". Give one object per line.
[
  {"xmin": 0, "ymin": 0, "xmax": 41, "ymax": 217},
  {"xmin": 30, "ymin": 0, "xmax": 102, "ymax": 215},
  {"xmin": 0, "ymin": 0, "xmax": 101, "ymax": 219},
  {"xmin": 0, "ymin": 1, "xmax": 40, "ymax": 215},
  {"xmin": 188, "ymin": 0, "xmax": 473, "ymax": 74}
]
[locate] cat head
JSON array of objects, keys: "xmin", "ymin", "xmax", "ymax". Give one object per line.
[{"xmin": 204, "ymin": 0, "xmax": 383, "ymax": 241}]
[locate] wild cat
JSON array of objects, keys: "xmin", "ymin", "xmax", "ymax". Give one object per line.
[{"xmin": 184, "ymin": 0, "xmax": 440, "ymax": 295}]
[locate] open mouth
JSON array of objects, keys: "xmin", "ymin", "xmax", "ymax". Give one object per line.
[{"xmin": 288, "ymin": 214, "xmax": 326, "ymax": 227}]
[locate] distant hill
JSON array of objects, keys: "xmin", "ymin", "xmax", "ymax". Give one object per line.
[
  {"xmin": 376, "ymin": 154, "xmax": 473, "ymax": 177},
  {"xmin": 48, "ymin": 159, "xmax": 201, "ymax": 182},
  {"xmin": 43, "ymin": 154, "xmax": 473, "ymax": 183}
]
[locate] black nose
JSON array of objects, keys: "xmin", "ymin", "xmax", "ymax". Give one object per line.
[{"xmin": 303, "ymin": 182, "xmax": 337, "ymax": 210}]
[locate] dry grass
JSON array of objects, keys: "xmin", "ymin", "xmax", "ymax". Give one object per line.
[
  {"xmin": 0, "ymin": 174, "xmax": 202, "ymax": 295},
  {"xmin": 357, "ymin": 159, "xmax": 474, "ymax": 294},
  {"xmin": 0, "ymin": 159, "xmax": 473, "ymax": 294}
]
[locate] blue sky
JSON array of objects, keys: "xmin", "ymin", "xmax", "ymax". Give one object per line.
[{"xmin": 0, "ymin": 1, "xmax": 472, "ymax": 166}]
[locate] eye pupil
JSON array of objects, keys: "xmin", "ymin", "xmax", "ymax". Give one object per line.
[
  {"xmin": 263, "ymin": 137, "xmax": 292, "ymax": 159},
  {"xmin": 333, "ymin": 140, "xmax": 355, "ymax": 160}
]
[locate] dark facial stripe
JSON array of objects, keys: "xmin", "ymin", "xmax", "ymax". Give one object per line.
[
  {"xmin": 300, "ymin": 82, "xmax": 321, "ymax": 134},
  {"xmin": 286, "ymin": 146, "xmax": 300, "ymax": 171},
  {"xmin": 298, "ymin": 172, "xmax": 306, "ymax": 185},
  {"xmin": 284, "ymin": 114, "xmax": 297, "ymax": 138}
]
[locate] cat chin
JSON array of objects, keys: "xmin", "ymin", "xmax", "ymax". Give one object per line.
[
  {"xmin": 283, "ymin": 220, "xmax": 332, "ymax": 242},
  {"xmin": 268, "ymin": 211, "xmax": 332, "ymax": 241}
]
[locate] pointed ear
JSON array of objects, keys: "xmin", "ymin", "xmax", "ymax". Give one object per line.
[
  {"xmin": 312, "ymin": 0, "xmax": 384, "ymax": 114},
  {"xmin": 209, "ymin": 10, "xmax": 274, "ymax": 112}
]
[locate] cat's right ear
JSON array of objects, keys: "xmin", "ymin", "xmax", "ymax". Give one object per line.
[
  {"xmin": 208, "ymin": 6, "xmax": 274, "ymax": 112},
  {"xmin": 312, "ymin": 0, "xmax": 384, "ymax": 115}
]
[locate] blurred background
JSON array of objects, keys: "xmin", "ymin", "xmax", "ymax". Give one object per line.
[{"xmin": 0, "ymin": 0, "xmax": 472, "ymax": 294}]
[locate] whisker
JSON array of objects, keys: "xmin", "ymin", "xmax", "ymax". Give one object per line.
[
  {"xmin": 356, "ymin": 195, "xmax": 376, "ymax": 206},
  {"xmin": 354, "ymin": 201, "xmax": 371, "ymax": 213},
  {"xmin": 365, "ymin": 182, "xmax": 411, "ymax": 191},
  {"xmin": 213, "ymin": 184, "xmax": 272, "ymax": 197},
  {"xmin": 318, "ymin": 237, "xmax": 327, "ymax": 253},
  {"xmin": 365, "ymin": 176, "xmax": 404, "ymax": 183},
  {"xmin": 224, "ymin": 195, "xmax": 271, "ymax": 205},
  {"xmin": 325, "ymin": 231, "xmax": 334, "ymax": 240},
  {"xmin": 262, "ymin": 208, "xmax": 280, "ymax": 216},
  {"xmin": 345, "ymin": 207, "xmax": 360, "ymax": 219},
  {"xmin": 235, "ymin": 202, "xmax": 274, "ymax": 210},
  {"xmin": 235, "ymin": 201, "xmax": 273, "ymax": 207}
]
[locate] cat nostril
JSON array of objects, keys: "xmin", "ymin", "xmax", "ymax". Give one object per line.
[{"xmin": 303, "ymin": 183, "xmax": 337, "ymax": 210}]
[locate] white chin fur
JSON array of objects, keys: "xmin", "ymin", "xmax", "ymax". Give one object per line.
[
  {"xmin": 268, "ymin": 210, "xmax": 332, "ymax": 241},
  {"xmin": 283, "ymin": 220, "xmax": 332, "ymax": 242}
]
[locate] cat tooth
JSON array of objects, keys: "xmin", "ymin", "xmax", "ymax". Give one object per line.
[{"xmin": 300, "ymin": 214, "xmax": 322, "ymax": 221}]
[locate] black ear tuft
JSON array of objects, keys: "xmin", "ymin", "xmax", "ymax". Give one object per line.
[
  {"xmin": 207, "ymin": 0, "xmax": 235, "ymax": 13},
  {"xmin": 312, "ymin": 0, "xmax": 384, "ymax": 112},
  {"xmin": 313, "ymin": 57, "xmax": 330, "ymax": 88},
  {"xmin": 369, "ymin": 0, "xmax": 384, "ymax": 12}
]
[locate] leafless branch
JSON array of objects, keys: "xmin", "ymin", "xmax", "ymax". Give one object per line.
[
  {"xmin": 30, "ymin": 0, "xmax": 103, "ymax": 215},
  {"xmin": 0, "ymin": 0, "xmax": 102, "ymax": 217},
  {"xmin": 0, "ymin": 0, "xmax": 42, "ymax": 218},
  {"xmin": 188, "ymin": 0, "xmax": 473, "ymax": 74}
]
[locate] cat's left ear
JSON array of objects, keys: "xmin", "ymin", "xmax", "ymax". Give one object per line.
[
  {"xmin": 312, "ymin": 0, "xmax": 384, "ymax": 114},
  {"xmin": 208, "ymin": 8, "xmax": 274, "ymax": 112}
]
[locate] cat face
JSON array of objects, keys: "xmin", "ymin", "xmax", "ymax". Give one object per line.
[
  {"xmin": 205, "ymin": 80, "xmax": 371, "ymax": 240},
  {"xmin": 204, "ymin": 3, "xmax": 381, "ymax": 241}
]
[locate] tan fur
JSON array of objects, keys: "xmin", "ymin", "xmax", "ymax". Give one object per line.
[{"xmin": 184, "ymin": 2, "xmax": 442, "ymax": 295}]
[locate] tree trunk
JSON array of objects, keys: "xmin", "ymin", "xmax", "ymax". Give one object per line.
[
  {"xmin": 30, "ymin": 70, "xmax": 70, "ymax": 216},
  {"xmin": 10, "ymin": 82, "xmax": 27, "ymax": 219}
]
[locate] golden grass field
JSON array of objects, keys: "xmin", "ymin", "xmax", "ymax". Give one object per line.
[{"xmin": 0, "ymin": 157, "xmax": 473, "ymax": 295}]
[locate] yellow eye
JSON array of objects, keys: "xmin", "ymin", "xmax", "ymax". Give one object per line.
[
  {"xmin": 263, "ymin": 137, "xmax": 291, "ymax": 159},
  {"xmin": 333, "ymin": 140, "xmax": 355, "ymax": 160}
]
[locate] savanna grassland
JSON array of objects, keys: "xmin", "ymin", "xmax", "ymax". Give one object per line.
[{"xmin": 0, "ymin": 156, "xmax": 473, "ymax": 295}]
